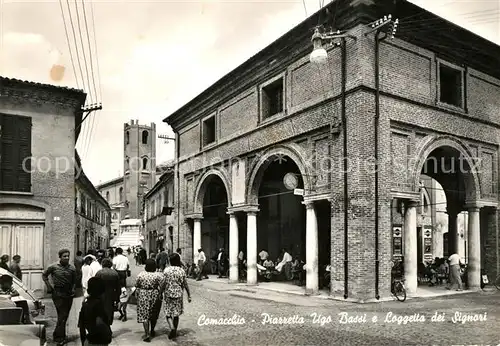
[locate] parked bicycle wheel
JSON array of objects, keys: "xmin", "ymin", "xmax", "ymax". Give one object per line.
[
  {"xmin": 494, "ymin": 274, "xmax": 500, "ymax": 290},
  {"xmin": 393, "ymin": 281, "xmax": 407, "ymax": 302}
]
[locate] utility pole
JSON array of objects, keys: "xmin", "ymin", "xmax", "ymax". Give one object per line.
[{"xmin": 76, "ymin": 103, "xmax": 103, "ymax": 132}]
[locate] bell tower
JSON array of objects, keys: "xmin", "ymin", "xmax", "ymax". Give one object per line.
[{"xmin": 123, "ymin": 120, "xmax": 156, "ymax": 219}]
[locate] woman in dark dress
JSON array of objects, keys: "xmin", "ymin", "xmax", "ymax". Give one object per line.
[
  {"xmin": 94, "ymin": 258, "xmax": 121, "ymax": 325},
  {"xmin": 78, "ymin": 277, "xmax": 112, "ymax": 346}
]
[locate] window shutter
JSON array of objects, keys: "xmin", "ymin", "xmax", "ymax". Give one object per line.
[
  {"xmin": 0, "ymin": 114, "xmax": 32, "ymax": 192},
  {"xmin": 17, "ymin": 116, "xmax": 32, "ymax": 192}
]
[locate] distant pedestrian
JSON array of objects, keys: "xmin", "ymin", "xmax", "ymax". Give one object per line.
[
  {"xmin": 42, "ymin": 249, "xmax": 77, "ymax": 346},
  {"xmin": 74, "ymin": 251, "xmax": 84, "ymax": 290},
  {"xmin": 95, "ymin": 258, "xmax": 121, "ymax": 325},
  {"xmin": 156, "ymin": 248, "xmax": 169, "ymax": 271},
  {"xmin": 139, "ymin": 248, "xmax": 147, "ymax": 265},
  {"xmin": 163, "ymin": 253, "xmax": 191, "ymax": 340},
  {"xmin": 9, "ymin": 255, "xmax": 22, "ymax": 281},
  {"xmin": 447, "ymin": 253, "xmax": 463, "ymax": 291},
  {"xmin": 0, "ymin": 255, "xmax": 10, "ymax": 272},
  {"xmin": 112, "ymin": 248, "xmax": 130, "ymax": 288},
  {"xmin": 196, "ymin": 248, "xmax": 208, "ymax": 281},
  {"xmin": 135, "ymin": 259, "xmax": 165, "ymax": 342},
  {"xmin": 78, "ymin": 276, "xmax": 112, "ymax": 346},
  {"xmin": 175, "ymin": 248, "xmax": 186, "ymax": 270}
]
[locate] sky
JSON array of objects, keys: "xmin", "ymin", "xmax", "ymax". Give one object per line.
[{"xmin": 1, "ymin": 0, "xmax": 499, "ymax": 186}]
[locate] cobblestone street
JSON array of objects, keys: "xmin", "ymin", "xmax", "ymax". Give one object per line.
[{"xmin": 40, "ymin": 257, "xmax": 500, "ymax": 346}]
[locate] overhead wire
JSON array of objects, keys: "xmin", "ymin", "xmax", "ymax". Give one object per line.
[
  {"xmin": 74, "ymin": 0, "xmax": 96, "ymax": 162},
  {"xmin": 83, "ymin": 0, "xmax": 104, "ymax": 167},
  {"xmin": 66, "ymin": 0, "xmax": 91, "ymax": 160},
  {"xmin": 58, "ymin": 0, "xmax": 80, "ymax": 89}
]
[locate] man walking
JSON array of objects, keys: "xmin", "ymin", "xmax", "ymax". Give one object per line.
[
  {"xmin": 196, "ymin": 248, "xmax": 208, "ymax": 281},
  {"xmin": 112, "ymin": 247, "xmax": 130, "ymax": 288},
  {"xmin": 156, "ymin": 247, "xmax": 170, "ymax": 271},
  {"xmin": 447, "ymin": 252, "xmax": 463, "ymax": 291},
  {"xmin": 42, "ymin": 249, "xmax": 77, "ymax": 346},
  {"xmin": 9, "ymin": 255, "xmax": 22, "ymax": 280}
]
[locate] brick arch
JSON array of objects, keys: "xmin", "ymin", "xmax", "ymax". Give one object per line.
[
  {"xmin": 193, "ymin": 168, "xmax": 231, "ymax": 214},
  {"xmin": 411, "ymin": 135, "xmax": 481, "ymax": 201},
  {"xmin": 246, "ymin": 144, "xmax": 312, "ymax": 205}
]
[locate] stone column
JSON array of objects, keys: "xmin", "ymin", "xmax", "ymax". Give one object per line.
[
  {"xmin": 246, "ymin": 211, "xmax": 258, "ymax": 285},
  {"xmin": 304, "ymin": 201, "xmax": 319, "ymax": 295},
  {"xmin": 467, "ymin": 206, "xmax": 481, "ymax": 290},
  {"xmin": 193, "ymin": 218, "xmax": 202, "ymax": 262},
  {"xmin": 446, "ymin": 208, "xmax": 460, "ymax": 255},
  {"xmin": 404, "ymin": 200, "xmax": 418, "ymax": 294},
  {"xmin": 228, "ymin": 212, "xmax": 239, "ymax": 283}
]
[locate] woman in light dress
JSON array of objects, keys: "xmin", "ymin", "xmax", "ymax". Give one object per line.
[
  {"xmin": 135, "ymin": 259, "xmax": 165, "ymax": 342},
  {"xmin": 163, "ymin": 253, "xmax": 191, "ymax": 340}
]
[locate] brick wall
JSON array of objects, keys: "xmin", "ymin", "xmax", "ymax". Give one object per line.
[
  {"xmin": 0, "ymin": 99, "xmax": 77, "ymax": 266},
  {"xmin": 171, "ymin": 22, "xmax": 500, "ymax": 300}
]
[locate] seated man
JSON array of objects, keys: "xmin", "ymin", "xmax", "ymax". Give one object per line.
[
  {"xmin": 290, "ymin": 257, "xmax": 305, "ymax": 285},
  {"xmin": 0, "ymin": 275, "xmax": 29, "ymax": 323}
]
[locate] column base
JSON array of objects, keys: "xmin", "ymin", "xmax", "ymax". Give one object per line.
[{"xmin": 305, "ymin": 288, "xmax": 319, "ymax": 296}]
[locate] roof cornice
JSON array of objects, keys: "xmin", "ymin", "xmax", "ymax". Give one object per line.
[{"xmin": 163, "ymin": 0, "xmax": 500, "ymax": 131}]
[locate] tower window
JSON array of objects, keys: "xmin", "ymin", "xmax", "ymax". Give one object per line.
[
  {"xmin": 261, "ymin": 77, "xmax": 284, "ymax": 119},
  {"xmin": 142, "ymin": 130, "xmax": 149, "ymax": 144},
  {"xmin": 202, "ymin": 116, "xmax": 216, "ymax": 147},
  {"xmin": 126, "ymin": 131, "xmax": 130, "ymax": 144},
  {"xmin": 126, "ymin": 157, "xmax": 130, "ymax": 171},
  {"xmin": 142, "ymin": 157, "xmax": 148, "ymax": 170},
  {"xmin": 106, "ymin": 191, "xmax": 110, "ymax": 201},
  {"xmin": 438, "ymin": 63, "xmax": 463, "ymax": 108},
  {"xmin": 119, "ymin": 187, "xmax": 124, "ymax": 202}
]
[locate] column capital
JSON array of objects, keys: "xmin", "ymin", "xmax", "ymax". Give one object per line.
[
  {"xmin": 302, "ymin": 201, "xmax": 315, "ymax": 209},
  {"xmin": 465, "ymin": 199, "xmax": 498, "ymax": 210},
  {"xmin": 185, "ymin": 213, "xmax": 203, "ymax": 221},
  {"xmin": 405, "ymin": 200, "xmax": 419, "ymax": 209},
  {"xmin": 467, "ymin": 206, "xmax": 481, "ymax": 213},
  {"xmin": 227, "ymin": 204, "xmax": 259, "ymax": 214}
]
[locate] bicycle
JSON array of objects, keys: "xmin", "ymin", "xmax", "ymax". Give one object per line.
[{"xmin": 391, "ymin": 278, "xmax": 407, "ymax": 302}]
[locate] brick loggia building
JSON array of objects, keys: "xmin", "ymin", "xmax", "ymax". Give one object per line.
[{"xmin": 163, "ymin": 0, "xmax": 500, "ymax": 301}]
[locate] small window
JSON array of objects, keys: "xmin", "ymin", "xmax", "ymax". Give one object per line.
[
  {"xmin": 119, "ymin": 187, "xmax": 124, "ymax": 202},
  {"xmin": 125, "ymin": 157, "xmax": 129, "ymax": 171},
  {"xmin": 261, "ymin": 78, "xmax": 284, "ymax": 119},
  {"xmin": 202, "ymin": 116, "xmax": 216, "ymax": 147},
  {"xmin": 439, "ymin": 64, "xmax": 463, "ymax": 108},
  {"xmin": 126, "ymin": 131, "xmax": 130, "ymax": 144},
  {"xmin": 142, "ymin": 157, "xmax": 148, "ymax": 170},
  {"xmin": 106, "ymin": 191, "xmax": 110, "ymax": 201},
  {"xmin": 142, "ymin": 130, "xmax": 148, "ymax": 144}
]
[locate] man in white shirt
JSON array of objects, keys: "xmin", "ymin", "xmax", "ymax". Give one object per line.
[
  {"xmin": 275, "ymin": 249, "xmax": 293, "ymax": 272},
  {"xmin": 196, "ymin": 248, "xmax": 208, "ymax": 281},
  {"xmin": 113, "ymin": 247, "xmax": 130, "ymax": 288},
  {"xmin": 447, "ymin": 253, "xmax": 463, "ymax": 291}
]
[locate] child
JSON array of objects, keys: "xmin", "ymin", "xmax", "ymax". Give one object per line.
[
  {"xmin": 0, "ymin": 275, "xmax": 19, "ymax": 297},
  {"xmin": 118, "ymin": 287, "xmax": 135, "ymax": 322}
]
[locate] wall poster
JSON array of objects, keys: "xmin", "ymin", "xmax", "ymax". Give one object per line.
[{"xmin": 392, "ymin": 225, "xmax": 403, "ymax": 261}]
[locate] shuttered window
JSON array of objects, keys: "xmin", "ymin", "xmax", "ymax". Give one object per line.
[{"xmin": 0, "ymin": 114, "xmax": 32, "ymax": 192}]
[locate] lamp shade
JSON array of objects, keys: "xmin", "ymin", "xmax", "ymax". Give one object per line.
[
  {"xmin": 310, "ymin": 28, "xmax": 327, "ymax": 64},
  {"xmin": 310, "ymin": 47, "xmax": 328, "ymax": 64}
]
